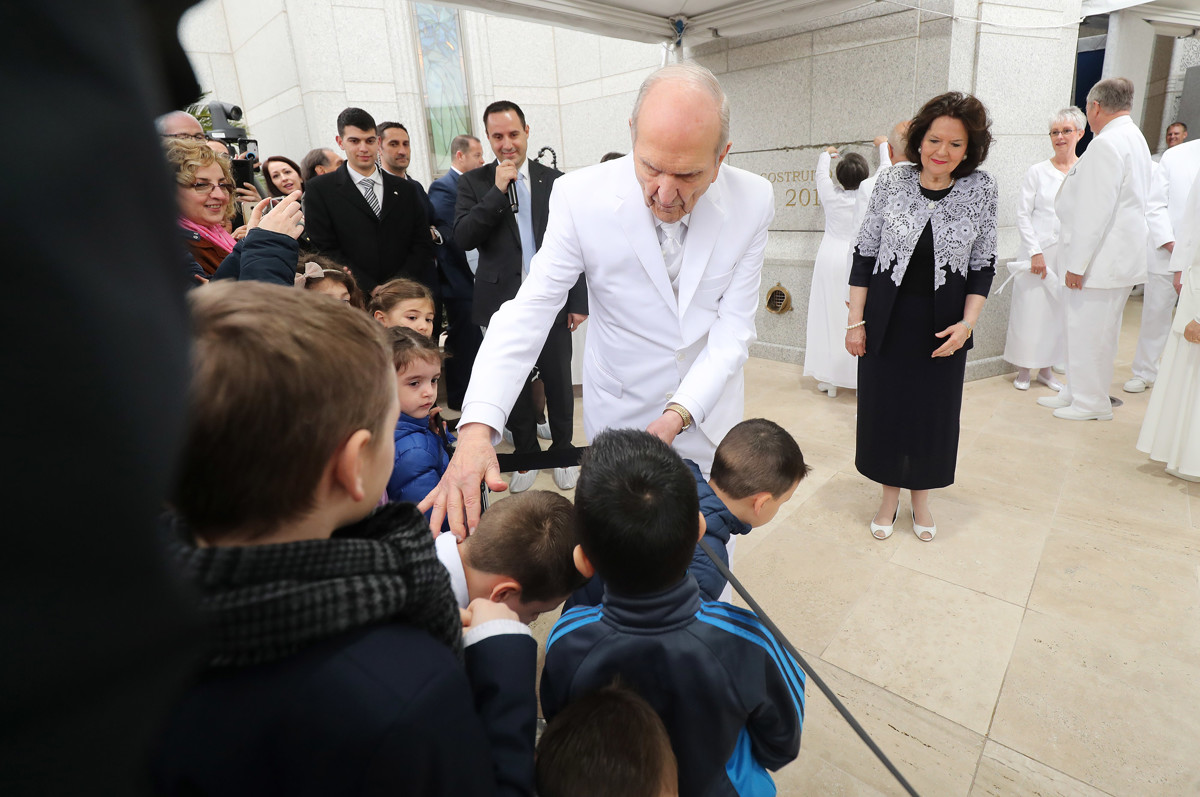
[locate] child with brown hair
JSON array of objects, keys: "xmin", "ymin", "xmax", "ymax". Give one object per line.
[
  {"xmin": 294, "ymin": 254, "xmax": 364, "ymax": 309},
  {"xmin": 536, "ymin": 682, "xmax": 678, "ymax": 797},
  {"xmin": 385, "ymin": 327, "xmax": 454, "ymax": 532},
  {"xmin": 369, "ymin": 277, "xmax": 435, "ymax": 338},
  {"xmin": 434, "ymin": 490, "xmax": 586, "ymax": 624},
  {"xmin": 154, "ymin": 281, "xmax": 536, "ymax": 796}
]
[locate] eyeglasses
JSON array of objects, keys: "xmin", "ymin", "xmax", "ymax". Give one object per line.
[
  {"xmin": 1049, "ymin": 129, "xmax": 1078, "ymax": 137},
  {"xmin": 184, "ymin": 181, "xmax": 236, "ymax": 195},
  {"xmin": 164, "ymin": 132, "xmax": 207, "ymax": 142}
]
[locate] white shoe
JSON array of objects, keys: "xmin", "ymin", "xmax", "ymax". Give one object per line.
[
  {"xmin": 502, "ymin": 427, "xmax": 514, "ymax": 445},
  {"xmin": 1037, "ymin": 395, "xmax": 1070, "ymax": 409},
  {"xmin": 509, "ymin": 470, "xmax": 539, "ymax": 493},
  {"xmin": 1053, "ymin": 406, "xmax": 1113, "ymax": 421},
  {"xmin": 1123, "ymin": 377, "xmax": 1151, "ymax": 394},
  {"xmin": 827, "ymin": 385, "xmax": 838, "ymax": 398},
  {"xmin": 1035, "ymin": 373, "xmax": 1064, "ymax": 392},
  {"xmin": 537, "ymin": 422, "xmax": 552, "ymax": 440},
  {"xmin": 911, "ymin": 507, "xmax": 936, "ymax": 542},
  {"xmin": 1013, "ymin": 376, "xmax": 1030, "ymax": 391},
  {"xmin": 817, "ymin": 381, "xmax": 832, "ymax": 394},
  {"xmin": 553, "ymin": 466, "xmax": 579, "ymax": 490},
  {"xmin": 1052, "ymin": 364, "xmax": 1066, "ymax": 375}
]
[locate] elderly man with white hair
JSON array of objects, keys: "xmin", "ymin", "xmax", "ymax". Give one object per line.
[
  {"xmin": 423, "ymin": 62, "xmax": 774, "ymax": 537},
  {"xmin": 1039, "ymin": 78, "xmax": 1153, "ymax": 421}
]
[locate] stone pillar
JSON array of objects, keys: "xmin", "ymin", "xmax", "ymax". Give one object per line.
[{"xmin": 1102, "ymin": 9, "xmax": 1158, "ymax": 124}]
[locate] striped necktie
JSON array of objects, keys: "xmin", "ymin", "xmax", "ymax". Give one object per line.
[{"xmin": 359, "ymin": 176, "xmax": 381, "ymax": 217}]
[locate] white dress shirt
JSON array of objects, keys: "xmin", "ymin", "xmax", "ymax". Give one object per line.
[{"xmin": 352, "ymin": 165, "xmax": 384, "ymax": 210}]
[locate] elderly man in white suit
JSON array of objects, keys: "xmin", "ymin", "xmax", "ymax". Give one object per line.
[
  {"xmin": 422, "ymin": 62, "xmax": 774, "ymax": 537},
  {"xmin": 1039, "ymin": 77, "xmax": 1153, "ymax": 421}
]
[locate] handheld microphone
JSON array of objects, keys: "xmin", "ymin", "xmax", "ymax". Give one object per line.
[{"xmin": 507, "ymin": 180, "xmax": 519, "ymax": 213}]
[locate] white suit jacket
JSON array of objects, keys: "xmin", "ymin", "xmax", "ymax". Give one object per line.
[
  {"xmin": 1156, "ymin": 139, "xmax": 1200, "ymax": 250},
  {"xmin": 1147, "ymin": 161, "xmax": 1175, "ymax": 276},
  {"xmin": 459, "ymin": 154, "xmax": 773, "ymax": 472},
  {"xmin": 1056, "ymin": 115, "xmax": 1152, "ymax": 288},
  {"xmin": 1171, "ymin": 167, "xmax": 1200, "ymax": 332}
]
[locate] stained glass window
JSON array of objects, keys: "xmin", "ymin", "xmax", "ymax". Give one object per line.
[{"xmin": 413, "ymin": 3, "xmax": 471, "ymax": 176}]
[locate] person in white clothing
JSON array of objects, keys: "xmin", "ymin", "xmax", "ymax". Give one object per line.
[
  {"xmin": 1138, "ymin": 167, "xmax": 1200, "ymax": 480},
  {"xmin": 422, "ymin": 62, "xmax": 774, "ymax": 538},
  {"xmin": 1003, "ymin": 107, "xmax": 1084, "ymax": 391},
  {"xmin": 1038, "ymin": 78, "xmax": 1153, "ymax": 421},
  {"xmin": 1124, "ymin": 160, "xmax": 1177, "ymax": 393},
  {"xmin": 805, "ymin": 146, "xmax": 869, "ymax": 397}
]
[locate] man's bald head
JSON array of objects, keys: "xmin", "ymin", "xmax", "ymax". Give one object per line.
[
  {"xmin": 628, "ymin": 64, "xmax": 732, "ymax": 223},
  {"xmin": 631, "ymin": 63, "xmax": 729, "ymax": 154},
  {"xmin": 888, "ymin": 120, "xmax": 910, "ymax": 164},
  {"xmin": 156, "ymin": 110, "xmax": 205, "ymax": 140}
]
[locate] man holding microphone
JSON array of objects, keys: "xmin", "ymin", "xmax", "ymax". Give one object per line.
[{"xmin": 453, "ymin": 101, "xmax": 587, "ymax": 492}]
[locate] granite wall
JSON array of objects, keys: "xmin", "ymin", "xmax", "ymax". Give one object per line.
[{"xmin": 179, "ymin": 0, "xmax": 1087, "ymax": 381}]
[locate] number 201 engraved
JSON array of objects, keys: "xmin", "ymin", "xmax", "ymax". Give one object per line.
[{"xmin": 783, "ymin": 188, "xmax": 821, "ymax": 208}]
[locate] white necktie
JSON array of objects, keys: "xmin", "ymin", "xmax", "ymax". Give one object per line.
[{"xmin": 659, "ymin": 221, "xmax": 685, "ymax": 293}]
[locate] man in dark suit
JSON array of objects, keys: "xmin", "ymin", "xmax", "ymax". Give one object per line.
[
  {"xmin": 455, "ymin": 101, "xmax": 587, "ymax": 491},
  {"xmin": 430, "ymin": 134, "xmax": 486, "ymax": 410},
  {"xmin": 303, "ymin": 108, "xmax": 434, "ymax": 295}
]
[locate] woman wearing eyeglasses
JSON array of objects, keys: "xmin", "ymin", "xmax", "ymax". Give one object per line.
[
  {"xmin": 1002, "ymin": 107, "xmax": 1085, "ymax": 391},
  {"xmin": 165, "ymin": 139, "xmax": 240, "ymax": 275}
]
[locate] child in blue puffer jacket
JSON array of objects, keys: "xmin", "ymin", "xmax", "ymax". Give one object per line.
[{"xmin": 385, "ymin": 327, "xmax": 455, "ymax": 532}]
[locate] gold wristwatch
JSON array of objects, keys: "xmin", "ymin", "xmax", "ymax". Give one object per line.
[{"xmin": 665, "ymin": 402, "xmax": 693, "ymax": 431}]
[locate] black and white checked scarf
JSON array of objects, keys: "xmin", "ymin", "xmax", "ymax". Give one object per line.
[{"xmin": 165, "ymin": 502, "xmax": 462, "ymax": 668}]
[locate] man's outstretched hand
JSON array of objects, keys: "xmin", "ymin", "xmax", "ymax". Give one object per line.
[{"xmin": 418, "ymin": 422, "xmax": 507, "ymax": 540}]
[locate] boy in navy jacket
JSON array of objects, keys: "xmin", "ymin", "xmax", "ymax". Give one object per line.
[
  {"xmin": 541, "ymin": 429, "xmax": 806, "ymax": 797},
  {"xmin": 566, "ymin": 418, "xmax": 809, "ymax": 607}
]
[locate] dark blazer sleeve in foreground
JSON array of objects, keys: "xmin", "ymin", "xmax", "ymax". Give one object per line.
[
  {"xmin": 211, "ymin": 229, "xmax": 299, "ymax": 286},
  {"xmin": 465, "ymin": 633, "xmax": 538, "ymax": 797}
]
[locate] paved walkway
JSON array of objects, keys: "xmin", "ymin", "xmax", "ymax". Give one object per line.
[{"xmin": 514, "ymin": 295, "xmax": 1198, "ymax": 796}]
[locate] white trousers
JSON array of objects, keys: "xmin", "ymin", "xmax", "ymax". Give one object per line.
[
  {"xmin": 1060, "ymin": 286, "xmax": 1130, "ymax": 415},
  {"xmin": 1131, "ymin": 272, "xmax": 1177, "ymax": 383}
]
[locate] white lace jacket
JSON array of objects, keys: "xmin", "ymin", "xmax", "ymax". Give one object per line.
[{"xmin": 851, "ymin": 162, "xmax": 998, "ymax": 292}]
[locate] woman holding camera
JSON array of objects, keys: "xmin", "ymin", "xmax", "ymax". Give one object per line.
[
  {"xmin": 167, "ymin": 138, "xmax": 239, "ymax": 275},
  {"xmin": 846, "ymin": 92, "xmax": 998, "ymax": 542}
]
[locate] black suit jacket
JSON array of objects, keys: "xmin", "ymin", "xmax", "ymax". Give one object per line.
[
  {"xmin": 429, "ymin": 170, "xmax": 475, "ymax": 300},
  {"xmin": 303, "ymin": 163, "xmax": 434, "ymax": 295},
  {"xmin": 454, "ymin": 159, "xmax": 586, "ymax": 325}
]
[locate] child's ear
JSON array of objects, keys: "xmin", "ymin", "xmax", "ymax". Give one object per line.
[
  {"xmin": 572, "ymin": 545, "xmax": 595, "ymax": 579},
  {"xmin": 489, "ymin": 579, "xmax": 521, "ymax": 604},
  {"xmin": 372, "ymin": 310, "xmax": 387, "ymax": 323},
  {"xmin": 751, "ymin": 491, "xmax": 774, "ymax": 518},
  {"xmin": 697, "ymin": 511, "xmax": 707, "ymax": 542},
  {"xmin": 331, "ymin": 428, "xmax": 374, "ymax": 502}
]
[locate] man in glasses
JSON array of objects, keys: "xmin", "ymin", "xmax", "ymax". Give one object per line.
[{"xmin": 156, "ymin": 110, "xmax": 205, "ymax": 141}]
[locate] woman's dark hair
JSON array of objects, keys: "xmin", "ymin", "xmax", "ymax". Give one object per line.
[
  {"xmin": 905, "ymin": 92, "xmax": 993, "ymax": 178},
  {"xmin": 262, "ymin": 155, "xmax": 304, "ymax": 197},
  {"xmin": 835, "ymin": 153, "xmax": 869, "ymax": 191}
]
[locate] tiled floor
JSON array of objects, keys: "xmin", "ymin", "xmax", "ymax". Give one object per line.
[{"xmin": 505, "ymin": 296, "xmax": 1200, "ymax": 796}]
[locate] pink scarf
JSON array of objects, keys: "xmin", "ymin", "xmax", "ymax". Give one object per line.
[{"xmin": 178, "ymin": 216, "xmax": 237, "ymax": 254}]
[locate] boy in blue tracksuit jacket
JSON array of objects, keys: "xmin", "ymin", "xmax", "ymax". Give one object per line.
[
  {"xmin": 541, "ymin": 429, "xmax": 808, "ymax": 797},
  {"xmin": 566, "ymin": 418, "xmax": 809, "ymax": 608}
]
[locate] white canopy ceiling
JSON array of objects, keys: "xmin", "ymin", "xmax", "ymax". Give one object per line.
[
  {"xmin": 1081, "ymin": 0, "xmax": 1200, "ymax": 37},
  {"xmin": 442, "ymin": 0, "xmax": 879, "ymax": 45}
]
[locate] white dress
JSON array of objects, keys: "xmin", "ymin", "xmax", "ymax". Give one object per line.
[
  {"xmin": 804, "ymin": 151, "xmax": 860, "ymax": 389},
  {"xmin": 1003, "ymin": 159, "xmax": 1067, "ymax": 369},
  {"xmin": 1138, "ymin": 174, "xmax": 1200, "ymax": 481}
]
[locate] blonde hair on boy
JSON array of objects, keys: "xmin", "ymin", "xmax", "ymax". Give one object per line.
[{"xmin": 173, "ymin": 281, "xmax": 393, "ymax": 540}]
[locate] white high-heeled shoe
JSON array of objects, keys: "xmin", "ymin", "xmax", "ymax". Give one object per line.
[
  {"xmin": 912, "ymin": 507, "xmax": 936, "ymax": 542},
  {"xmin": 871, "ymin": 508, "xmax": 898, "ymax": 540}
]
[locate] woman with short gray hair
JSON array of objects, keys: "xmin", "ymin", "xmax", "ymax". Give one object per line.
[{"xmin": 1002, "ymin": 106, "xmax": 1085, "ymax": 390}]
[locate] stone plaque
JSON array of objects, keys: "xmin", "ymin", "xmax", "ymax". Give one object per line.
[{"xmin": 726, "ymin": 143, "xmax": 885, "ymax": 232}]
